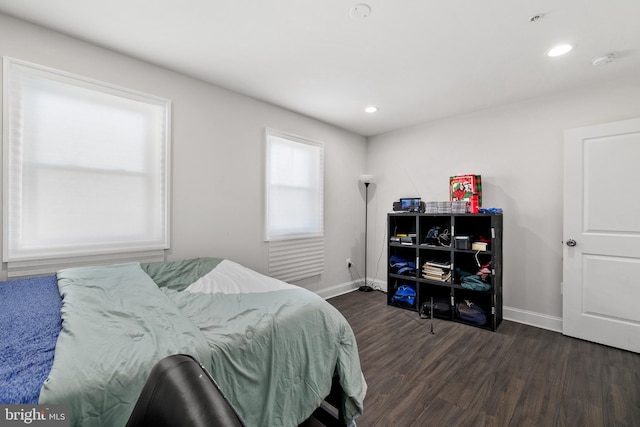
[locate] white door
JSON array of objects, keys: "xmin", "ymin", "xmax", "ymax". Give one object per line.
[{"xmin": 563, "ymin": 117, "xmax": 640, "ymax": 353}]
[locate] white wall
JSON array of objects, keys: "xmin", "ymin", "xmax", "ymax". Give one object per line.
[
  {"xmin": 366, "ymin": 75, "xmax": 640, "ymax": 330},
  {"xmin": 0, "ymin": 13, "xmax": 367, "ymax": 294},
  {"xmin": 5, "ymin": 12, "xmax": 640, "ymax": 324}
]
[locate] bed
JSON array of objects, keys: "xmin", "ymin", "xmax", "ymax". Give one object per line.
[{"xmin": 0, "ymin": 257, "xmax": 367, "ymax": 427}]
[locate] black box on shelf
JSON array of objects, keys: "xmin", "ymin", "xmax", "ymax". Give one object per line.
[{"xmin": 454, "ymin": 236, "xmax": 471, "ymax": 250}]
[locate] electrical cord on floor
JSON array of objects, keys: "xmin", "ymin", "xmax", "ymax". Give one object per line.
[{"xmin": 349, "ymin": 263, "xmax": 364, "ymax": 286}]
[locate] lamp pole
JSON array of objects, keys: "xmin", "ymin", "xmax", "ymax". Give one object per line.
[{"xmin": 359, "ymin": 178, "xmax": 373, "ymax": 292}]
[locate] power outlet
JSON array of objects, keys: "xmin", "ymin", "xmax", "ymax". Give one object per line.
[{"xmin": 346, "ymin": 258, "xmax": 352, "ymax": 269}]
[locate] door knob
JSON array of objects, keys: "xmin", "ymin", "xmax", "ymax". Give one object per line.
[{"xmin": 566, "ymin": 239, "xmax": 577, "ymax": 247}]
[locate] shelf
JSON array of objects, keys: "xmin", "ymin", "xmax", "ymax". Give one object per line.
[
  {"xmin": 451, "ymin": 283, "xmax": 493, "ymax": 293},
  {"xmin": 389, "ymin": 273, "xmax": 418, "ymax": 280},
  {"xmin": 417, "ymin": 277, "xmax": 453, "ymax": 287},
  {"xmin": 418, "ymin": 245, "xmax": 451, "ymax": 251},
  {"xmin": 387, "ymin": 212, "xmax": 503, "ymax": 331},
  {"xmin": 453, "ymin": 249, "xmax": 491, "ymax": 254}
]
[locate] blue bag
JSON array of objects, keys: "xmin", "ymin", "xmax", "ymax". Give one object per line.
[
  {"xmin": 389, "ymin": 255, "xmax": 416, "ymax": 275},
  {"xmin": 456, "ymin": 300, "xmax": 486, "ymax": 325},
  {"xmin": 391, "ymin": 285, "xmax": 416, "ymax": 306}
]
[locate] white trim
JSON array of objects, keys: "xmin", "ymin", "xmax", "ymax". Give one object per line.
[
  {"xmin": 370, "ymin": 281, "xmax": 562, "ymax": 332},
  {"xmin": 7, "ymin": 250, "xmax": 166, "ymax": 278},
  {"xmin": 503, "ymin": 306, "xmax": 562, "ymax": 333},
  {"xmin": 315, "ymin": 278, "xmax": 387, "ymax": 300},
  {"xmin": 316, "ymin": 280, "xmax": 361, "ymax": 300},
  {"xmin": 366, "ymin": 278, "xmax": 387, "ymax": 293}
]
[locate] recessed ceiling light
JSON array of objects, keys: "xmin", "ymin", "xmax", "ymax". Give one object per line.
[
  {"xmin": 547, "ymin": 44, "xmax": 574, "ymax": 57},
  {"xmin": 364, "ymin": 106, "xmax": 378, "ymax": 113}
]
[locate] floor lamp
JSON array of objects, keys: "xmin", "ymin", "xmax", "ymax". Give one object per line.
[{"xmin": 358, "ymin": 174, "xmax": 374, "ymax": 292}]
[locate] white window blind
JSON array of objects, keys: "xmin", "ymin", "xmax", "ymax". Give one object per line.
[
  {"xmin": 3, "ymin": 57, "xmax": 170, "ymax": 266},
  {"xmin": 264, "ymin": 129, "xmax": 323, "ymax": 241},
  {"xmin": 268, "ymin": 237, "xmax": 324, "ymax": 283},
  {"xmin": 265, "ymin": 128, "xmax": 324, "ymax": 281}
]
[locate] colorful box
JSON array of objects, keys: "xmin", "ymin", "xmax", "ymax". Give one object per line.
[{"xmin": 450, "ymin": 174, "xmax": 482, "ymax": 206}]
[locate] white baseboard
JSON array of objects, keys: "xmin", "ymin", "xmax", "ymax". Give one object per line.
[
  {"xmin": 318, "ymin": 281, "xmax": 563, "ymax": 333},
  {"xmin": 316, "ymin": 280, "xmax": 360, "ymax": 299},
  {"xmin": 363, "ymin": 278, "xmax": 387, "ymax": 293},
  {"xmin": 503, "ymin": 306, "xmax": 562, "ymax": 333},
  {"xmin": 316, "ymin": 278, "xmax": 387, "ymax": 300}
]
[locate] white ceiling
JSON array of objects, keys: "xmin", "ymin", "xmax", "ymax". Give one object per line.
[{"xmin": 1, "ymin": 0, "xmax": 639, "ymax": 136}]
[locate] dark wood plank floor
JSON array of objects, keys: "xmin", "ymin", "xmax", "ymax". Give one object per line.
[{"xmin": 319, "ymin": 290, "xmax": 640, "ymax": 427}]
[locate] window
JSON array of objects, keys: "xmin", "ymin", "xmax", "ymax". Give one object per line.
[
  {"xmin": 264, "ymin": 129, "xmax": 324, "ymax": 282},
  {"xmin": 3, "ymin": 57, "xmax": 170, "ymax": 266},
  {"xmin": 264, "ymin": 128, "xmax": 324, "ymax": 241}
]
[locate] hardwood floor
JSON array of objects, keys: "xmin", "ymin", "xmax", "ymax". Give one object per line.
[{"xmin": 323, "ymin": 289, "xmax": 640, "ymax": 427}]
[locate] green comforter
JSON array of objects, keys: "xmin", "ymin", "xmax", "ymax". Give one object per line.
[{"xmin": 39, "ymin": 259, "xmax": 365, "ymax": 427}]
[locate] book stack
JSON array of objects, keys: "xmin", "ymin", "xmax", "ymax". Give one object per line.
[
  {"xmin": 400, "ymin": 233, "xmax": 416, "ymax": 245},
  {"xmin": 451, "ymin": 200, "xmax": 468, "ymax": 214},
  {"xmin": 424, "ymin": 201, "xmax": 438, "ymax": 213},
  {"xmin": 424, "ymin": 201, "xmax": 453, "ymax": 213},
  {"xmin": 437, "ymin": 201, "xmax": 452, "ymax": 213},
  {"xmin": 422, "ymin": 260, "xmax": 452, "ymax": 282},
  {"xmin": 390, "ymin": 233, "xmax": 417, "ymax": 245}
]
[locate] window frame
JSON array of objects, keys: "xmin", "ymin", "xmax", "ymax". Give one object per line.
[
  {"xmin": 2, "ymin": 57, "xmax": 171, "ymax": 264},
  {"xmin": 264, "ymin": 128, "xmax": 324, "ymax": 242}
]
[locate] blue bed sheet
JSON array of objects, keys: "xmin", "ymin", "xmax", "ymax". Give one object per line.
[{"xmin": 0, "ymin": 275, "xmax": 61, "ymax": 404}]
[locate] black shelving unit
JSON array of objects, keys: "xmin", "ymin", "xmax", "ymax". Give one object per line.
[{"xmin": 387, "ymin": 212, "xmax": 503, "ymax": 331}]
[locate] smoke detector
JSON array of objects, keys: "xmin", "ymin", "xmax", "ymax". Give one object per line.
[
  {"xmin": 529, "ymin": 13, "xmax": 545, "ymax": 23},
  {"xmin": 592, "ymin": 54, "xmax": 615, "ymax": 67},
  {"xmin": 350, "ymin": 4, "xmax": 371, "ymax": 20}
]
